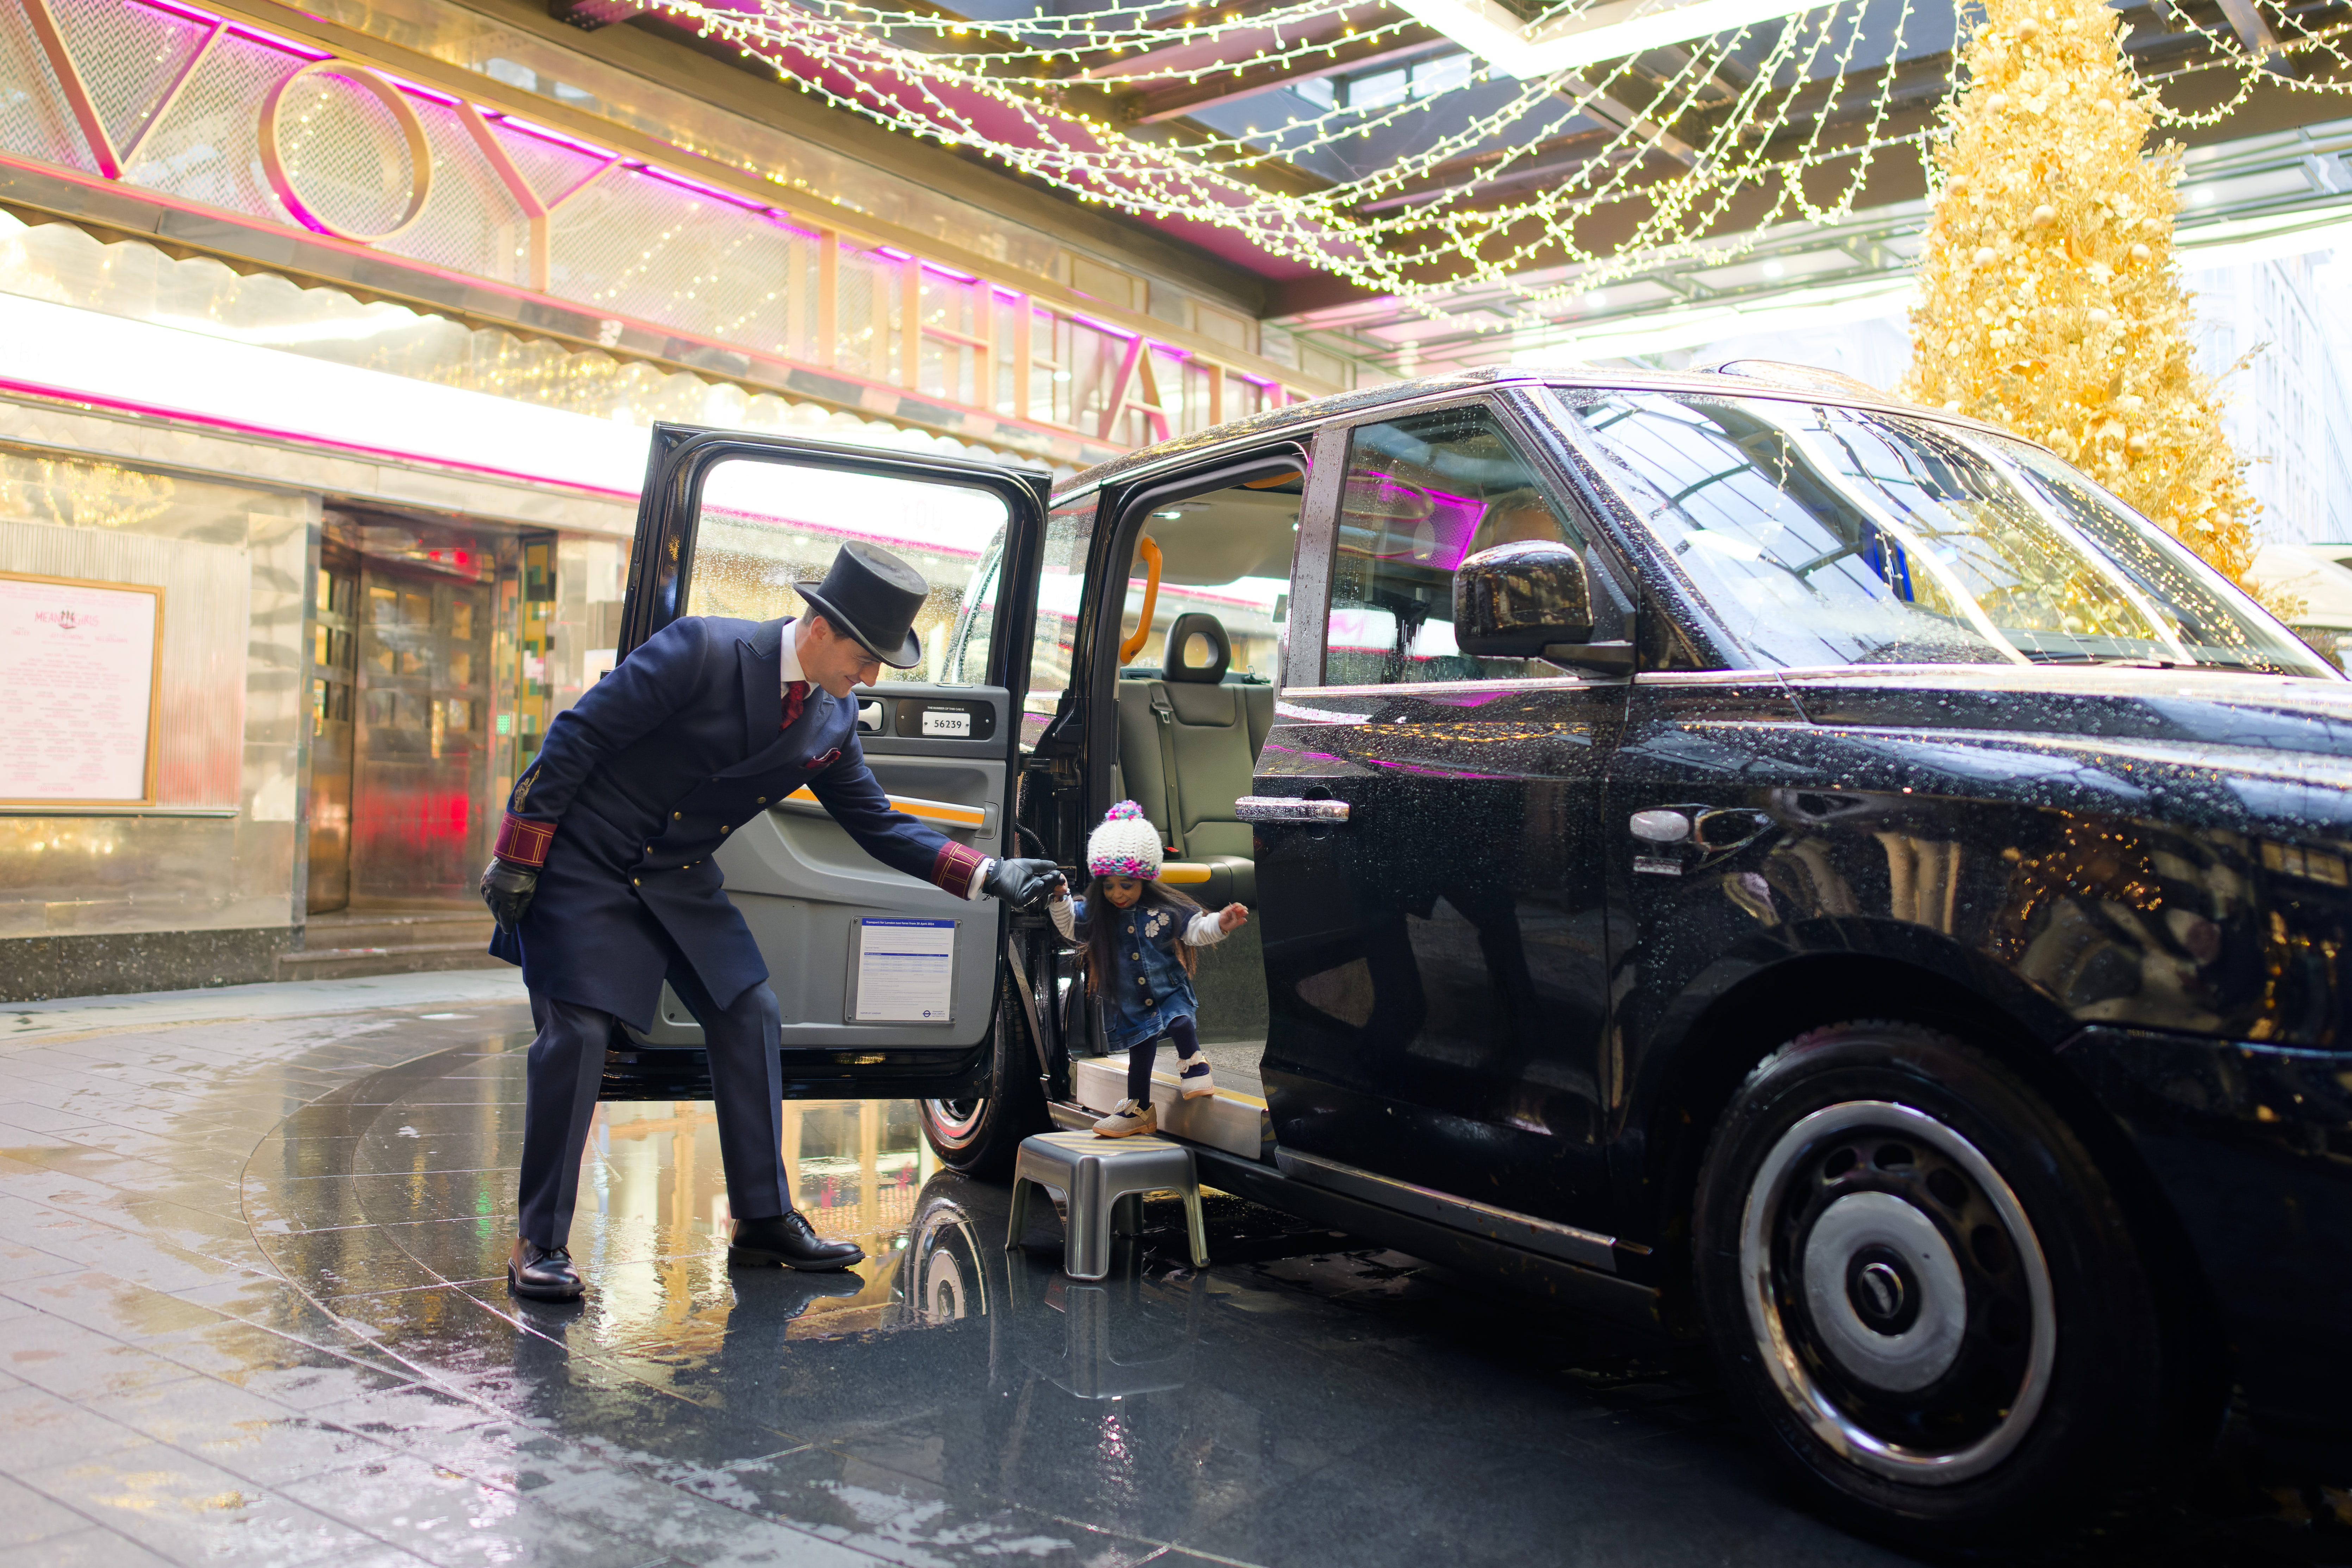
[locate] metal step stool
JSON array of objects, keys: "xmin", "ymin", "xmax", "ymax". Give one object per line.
[{"xmin": 1005, "ymin": 1130, "xmax": 1210, "ymax": 1281}]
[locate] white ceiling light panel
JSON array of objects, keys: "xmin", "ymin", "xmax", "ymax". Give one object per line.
[{"xmin": 1396, "ymin": 0, "xmax": 1834, "ymax": 79}]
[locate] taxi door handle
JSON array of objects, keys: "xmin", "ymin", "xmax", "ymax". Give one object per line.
[
  {"xmin": 1236, "ymin": 795, "xmax": 1351, "ymax": 824},
  {"xmin": 1632, "ymin": 806, "xmax": 1771, "ymax": 851}
]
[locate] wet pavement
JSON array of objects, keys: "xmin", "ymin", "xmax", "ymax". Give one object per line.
[{"xmin": 1, "ymin": 974, "xmax": 2348, "ymax": 1568}]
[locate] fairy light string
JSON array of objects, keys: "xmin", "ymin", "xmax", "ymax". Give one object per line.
[{"xmin": 649, "ymin": 0, "xmax": 2348, "ymax": 319}]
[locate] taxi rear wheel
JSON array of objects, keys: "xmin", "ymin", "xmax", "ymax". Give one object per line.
[
  {"xmin": 920, "ymin": 978, "xmax": 1047, "ymax": 1180},
  {"xmin": 1693, "ymin": 1020, "xmax": 2168, "ymax": 1539}
]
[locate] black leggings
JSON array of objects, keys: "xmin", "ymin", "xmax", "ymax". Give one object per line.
[{"xmin": 1125, "ymin": 1014, "xmax": 1201, "ymax": 1102}]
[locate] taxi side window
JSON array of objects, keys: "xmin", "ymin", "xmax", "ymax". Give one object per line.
[{"xmin": 1324, "ymin": 402, "xmax": 1587, "ymax": 687}]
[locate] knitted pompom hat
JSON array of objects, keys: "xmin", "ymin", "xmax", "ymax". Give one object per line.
[{"xmin": 1087, "ymin": 801, "xmax": 1163, "ymax": 881}]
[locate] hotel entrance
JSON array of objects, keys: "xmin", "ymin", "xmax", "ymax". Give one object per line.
[{"xmin": 305, "ymin": 511, "xmax": 562, "ymax": 918}]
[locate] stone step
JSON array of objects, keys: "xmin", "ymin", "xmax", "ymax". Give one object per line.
[{"xmin": 274, "ymin": 939, "xmax": 505, "ymax": 983}]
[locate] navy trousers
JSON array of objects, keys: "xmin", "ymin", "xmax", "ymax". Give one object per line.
[{"xmin": 516, "ymin": 952, "xmax": 793, "ymax": 1249}]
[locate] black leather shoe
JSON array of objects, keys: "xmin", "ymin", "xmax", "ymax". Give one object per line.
[
  {"xmin": 729, "ymin": 1212, "xmax": 865, "ymax": 1272},
  {"xmin": 507, "ymin": 1238, "xmax": 584, "ymax": 1300}
]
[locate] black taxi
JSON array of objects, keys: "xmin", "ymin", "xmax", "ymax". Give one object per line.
[{"xmin": 601, "ymin": 364, "xmax": 2352, "ymax": 1539}]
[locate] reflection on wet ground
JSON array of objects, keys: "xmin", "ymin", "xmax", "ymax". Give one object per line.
[{"xmin": 1, "ymin": 980, "xmax": 2348, "ymax": 1567}]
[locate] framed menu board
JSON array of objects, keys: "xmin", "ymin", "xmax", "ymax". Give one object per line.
[{"xmin": 0, "ymin": 571, "xmax": 164, "ymax": 806}]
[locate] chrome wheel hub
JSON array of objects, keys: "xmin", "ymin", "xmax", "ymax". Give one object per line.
[
  {"xmin": 924, "ymin": 1097, "xmax": 986, "ymax": 1143},
  {"xmin": 1739, "ymin": 1099, "xmax": 2056, "ymax": 1485},
  {"xmin": 1801, "ymin": 1191, "xmax": 1966, "ymax": 1393}
]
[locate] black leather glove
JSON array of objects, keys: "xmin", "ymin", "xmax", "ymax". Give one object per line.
[
  {"xmin": 479, "ymin": 858, "xmax": 539, "ymax": 932},
  {"xmin": 982, "ymin": 857, "xmax": 1065, "ymax": 909}
]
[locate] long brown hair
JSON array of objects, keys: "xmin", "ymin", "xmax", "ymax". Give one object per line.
[{"xmin": 1073, "ymin": 874, "xmax": 1204, "ymax": 996}]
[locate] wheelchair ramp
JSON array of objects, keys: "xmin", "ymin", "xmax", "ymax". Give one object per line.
[{"xmin": 1071, "ymin": 1046, "xmax": 1271, "ymax": 1162}]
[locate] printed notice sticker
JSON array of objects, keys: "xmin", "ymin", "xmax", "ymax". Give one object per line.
[
  {"xmin": 921, "ymin": 708, "xmax": 971, "ymax": 738},
  {"xmin": 854, "ymin": 918, "xmax": 956, "ymax": 1022}
]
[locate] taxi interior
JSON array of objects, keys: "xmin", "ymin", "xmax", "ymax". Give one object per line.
[{"xmin": 1060, "ymin": 472, "xmax": 1297, "ymax": 1149}]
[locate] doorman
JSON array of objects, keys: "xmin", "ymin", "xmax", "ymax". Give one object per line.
[{"xmin": 478, "ymin": 542, "xmax": 1061, "ymax": 1300}]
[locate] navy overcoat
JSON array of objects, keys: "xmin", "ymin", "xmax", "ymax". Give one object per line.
[{"xmin": 486, "ymin": 615, "xmax": 984, "ymax": 1030}]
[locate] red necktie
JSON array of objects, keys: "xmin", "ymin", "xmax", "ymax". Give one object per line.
[{"xmin": 782, "ymin": 680, "xmax": 808, "ymax": 732}]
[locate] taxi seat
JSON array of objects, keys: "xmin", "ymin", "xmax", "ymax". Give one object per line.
[{"xmin": 1114, "ymin": 612, "xmax": 1269, "ymax": 907}]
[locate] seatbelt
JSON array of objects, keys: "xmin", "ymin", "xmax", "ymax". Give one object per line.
[{"xmin": 1149, "ymin": 683, "xmax": 1188, "ymax": 858}]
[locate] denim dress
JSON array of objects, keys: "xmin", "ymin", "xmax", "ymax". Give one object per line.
[{"xmin": 1071, "ymin": 896, "xmax": 1199, "ymax": 1050}]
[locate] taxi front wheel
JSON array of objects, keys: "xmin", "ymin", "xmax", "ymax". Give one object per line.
[{"xmin": 1693, "ymin": 1020, "xmax": 2174, "ymax": 1539}]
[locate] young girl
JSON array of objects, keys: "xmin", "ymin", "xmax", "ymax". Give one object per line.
[{"xmin": 1048, "ymin": 801, "xmax": 1249, "ymax": 1137}]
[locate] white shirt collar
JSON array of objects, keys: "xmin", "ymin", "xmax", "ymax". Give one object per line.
[{"xmin": 781, "ymin": 617, "xmax": 809, "ymax": 692}]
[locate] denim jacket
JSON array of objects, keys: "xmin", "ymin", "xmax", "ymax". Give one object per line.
[{"xmin": 1061, "ymin": 895, "xmax": 1220, "ymax": 1050}]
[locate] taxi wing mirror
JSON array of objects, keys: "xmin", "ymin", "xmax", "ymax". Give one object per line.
[
  {"xmin": 1454, "ymin": 542, "xmax": 1633, "ymax": 677},
  {"xmin": 1455, "ymin": 541, "xmax": 1595, "ymax": 655}
]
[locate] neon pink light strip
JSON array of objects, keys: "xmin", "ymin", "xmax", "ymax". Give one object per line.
[
  {"xmin": 0, "ymin": 375, "xmax": 640, "ymax": 501},
  {"xmin": 921, "ymin": 261, "xmax": 977, "ymax": 282},
  {"xmin": 1072, "ymin": 313, "xmax": 1137, "ymax": 341},
  {"xmin": 136, "ymin": 0, "xmax": 223, "ymax": 24},
  {"xmin": 639, "ymin": 165, "xmax": 763, "ymax": 210},
  {"xmin": 230, "ymin": 23, "xmax": 333, "ymax": 56},
  {"xmin": 376, "ymin": 71, "xmax": 459, "ymax": 106},
  {"xmin": 490, "ymin": 114, "xmax": 615, "ymax": 161}
]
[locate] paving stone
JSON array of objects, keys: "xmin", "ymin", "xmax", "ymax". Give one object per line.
[
  {"xmin": 0, "ymin": 1468, "xmax": 107, "ymax": 1547},
  {"xmin": 161, "ymin": 1281, "xmax": 413, "ymax": 1376},
  {"xmin": 85, "ymin": 1375, "xmax": 399, "ymax": 1488},
  {"xmin": 0, "ymin": 1384, "xmax": 150, "ymax": 1471},
  {"xmin": 278, "ymin": 1452, "xmax": 678, "ymax": 1568},
  {"xmin": 0, "ymin": 1102, "xmax": 93, "ymax": 1135},
  {"xmin": 0, "ymin": 1526, "xmax": 180, "ymax": 1567},
  {"xmin": 139, "ymin": 1321, "xmax": 416, "ymax": 1410},
  {"xmin": 19, "ymin": 1439, "xmax": 376, "ymax": 1566},
  {"xmin": 1, "ymin": 1316, "xmax": 198, "ymax": 1403},
  {"xmin": 0, "ymin": 1272, "xmax": 231, "ymax": 1343},
  {"xmin": 7, "ymin": 1226, "xmax": 254, "ymax": 1295},
  {"xmin": 0, "ymin": 1235, "xmax": 90, "ymax": 1285},
  {"xmin": 305, "ymin": 1383, "xmax": 512, "ymax": 1453}
]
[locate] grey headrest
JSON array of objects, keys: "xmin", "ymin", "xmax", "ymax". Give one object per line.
[{"xmin": 1163, "ymin": 612, "xmax": 1231, "ymax": 683}]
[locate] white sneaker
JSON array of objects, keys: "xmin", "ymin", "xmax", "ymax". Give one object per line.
[
  {"xmin": 1177, "ymin": 1058, "xmax": 1215, "ymax": 1099},
  {"xmin": 1092, "ymin": 1099, "xmax": 1157, "ymax": 1138}
]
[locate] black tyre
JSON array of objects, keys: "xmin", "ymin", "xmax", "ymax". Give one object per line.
[
  {"xmin": 919, "ymin": 977, "xmax": 1049, "ymax": 1180},
  {"xmin": 1693, "ymin": 1020, "xmax": 2167, "ymax": 1539}
]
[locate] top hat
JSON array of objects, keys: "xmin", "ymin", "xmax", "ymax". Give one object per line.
[{"xmin": 796, "ymin": 543, "xmax": 928, "ymax": 669}]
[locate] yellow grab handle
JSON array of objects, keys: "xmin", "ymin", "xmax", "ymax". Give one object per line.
[
  {"xmin": 1118, "ymin": 536, "xmax": 1162, "ymax": 666},
  {"xmin": 779, "ymin": 786, "xmax": 987, "ymax": 829},
  {"xmin": 1158, "ymin": 861, "xmax": 1211, "ymax": 883}
]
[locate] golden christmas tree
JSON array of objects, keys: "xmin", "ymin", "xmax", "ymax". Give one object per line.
[{"xmin": 1900, "ymin": 0, "xmax": 2262, "ymax": 585}]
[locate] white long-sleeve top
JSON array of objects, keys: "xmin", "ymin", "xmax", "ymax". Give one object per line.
[{"xmin": 1047, "ymin": 892, "xmax": 1228, "ymax": 947}]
